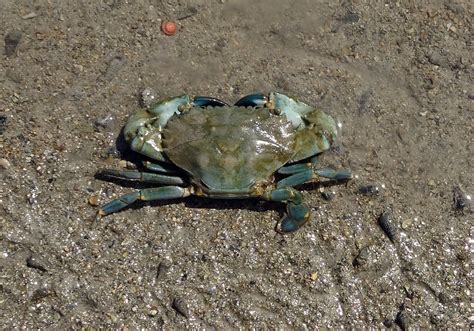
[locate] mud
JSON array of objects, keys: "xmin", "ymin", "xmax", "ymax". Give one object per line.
[{"xmin": 1, "ymin": 0, "xmax": 472, "ymax": 329}]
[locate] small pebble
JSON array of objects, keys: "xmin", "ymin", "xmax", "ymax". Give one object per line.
[
  {"xmin": 353, "ymin": 246, "xmax": 370, "ymax": 267},
  {"xmin": 428, "ymin": 179, "xmax": 436, "ymax": 187},
  {"xmin": 94, "ymin": 114, "xmax": 115, "ymax": 130},
  {"xmin": 427, "ymin": 52, "xmax": 446, "ymax": 67},
  {"xmin": 21, "ymin": 12, "xmax": 37, "ymax": 19},
  {"xmin": 0, "ymin": 158, "xmax": 11, "ymax": 169},
  {"xmin": 358, "ymin": 184, "xmax": 380, "ymax": 196},
  {"xmin": 156, "ymin": 260, "xmax": 171, "ymax": 280},
  {"xmin": 140, "ymin": 87, "xmax": 157, "ymax": 108},
  {"xmin": 383, "ymin": 319, "xmax": 393, "ymax": 327},
  {"xmin": 172, "ymin": 298, "xmax": 189, "ymax": 318},
  {"xmin": 310, "ymin": 272, "xmax": 318, "ymax": 281},
  {"xmin": 401, "ymin": 218, "xmax": 413, "ymax": 229},
  {"xmin": 0, "ymin": 115, "xmax": 7, "ymax": 135},
  {"xmin": 453, "ymin": 185, "xmax": 471, "ymax": 213},
  {"xmin": 395, "ymin": 309, "xmax": 409, "ymax": 331},
  {"xmin": 321, "ymin": 191, "xmax": 335, "ymax": 201},
  {"xmin": 438, "ymin": 292, "xmax": 450, "ymax": 304},
  {"xmin": 31, "ymin": 287, "xmax": 54, "ymax": 301},
  {"xmin": 4, "ymin": 30, "xmax": 22, "ymax": 57},
  {"xmin": 118, "ymin": 160, "xmax": 128, "ymax": 168},
  {"xmin": 88, "ymin": 195, "xmax": 100, "ymax": 206},
  {"xmin": 104, "ymin": 146, "xmax": 121, "ymax": 160}
]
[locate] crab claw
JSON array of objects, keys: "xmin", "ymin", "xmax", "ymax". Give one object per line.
[{"xmin": 278, "ymin": 202, "xmax": 311, "ymax": 233}]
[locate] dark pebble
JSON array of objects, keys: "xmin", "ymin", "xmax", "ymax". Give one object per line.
[
  {"xmin": 156, "ymin": 260, "xmax": 171, "ymax": 280},
  {"xmin": 0, "ymin": 115, "xmax": 7, "ymax": 135},
  {"xmin": 321, "ymin": 191, "xmax": 335, "ymax": 201},
  {"xmin": 395, "ymin": 310, "xmax": 409, "ymax": 331},
  {"xmin": 172, "ymin": 298, "xmax": 189, "ymax": 318},
  {"xmin": 452, "ymin": 185, "xmax": 470, "ymax": 213},
  {"xmin": 383, "ymin": 319, "xmax": 393, "ymax": 327},
  {"xmin": 31, "ymin": 287, "xmax": 54, "ymax": 301},
  {"xmin": 438, "ymin": 292, "xmax": 450, "ymax": 304},
  {"xmin": 378, "ymin": 211, "xmax": 397, "ymax": 243},
  {"xmin": 342, "ymin": 11, "xmax": 360, "ymax": 23},
  {"xmin": 353, "ymin": 246, "xmax": 369, "ymax": 267},
  {"xmin": 4, "ymin": 30, "xmax": 22, "ymax": 57},
  {"xmin": 358, "ymin": 184, "xmax": 380, "ymax": 196},
  {"xmin": 26, "ymin": 255, "xmax": 48, "ymax": 272}
]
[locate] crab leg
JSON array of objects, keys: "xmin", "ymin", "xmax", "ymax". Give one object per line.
[
  {"xmin": 263, "ymin": 187, "xmax": 310, "ymax": 233},
  {"xmin": 142, "ymin": 160, "xmax": 182, "ymax": 174},
  {"xmin": 96, "ymin": 186, "xmax": 190, "ymax": 219},
  {"xmin": 278, "ymin": 156, "xmax": 320, "ymax": 174},
  {"xmin": 96, "ymin": 169, "xmax": 186, "ymax": 185},
  {"xmin": 276, "ymin": 167, "xmax": 352, "ymax": 189}
]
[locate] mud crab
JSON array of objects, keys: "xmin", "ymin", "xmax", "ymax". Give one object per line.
[{"xmin": 96, "ymin": 92, "xmax": 351, "ymax": 232}]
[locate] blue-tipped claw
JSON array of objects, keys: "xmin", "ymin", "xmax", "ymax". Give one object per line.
[
  {"xmin": 264, "ymin": 187, "xmax": 310, "ymax": 233},
  {"xmin": 234, "ymin": 93, "xmax": 268, "ymax": 107},
  {"xmin": 193, "ymin": 96, "xmax": 229, "ymax": 107},
  {"xmin": 97, "ymin": 191, "xmax": 140, "ymax": 220},
  {"xmin": 278, "ymin": 202, "xmax": 311, "ymax": 233}
]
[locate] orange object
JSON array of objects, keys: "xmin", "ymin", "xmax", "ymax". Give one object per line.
[{"xmin": 161, "ymin": 21, "xmax": 177, "ymax": 36}]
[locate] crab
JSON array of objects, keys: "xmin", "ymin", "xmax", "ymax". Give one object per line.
[{"xmin": 96, "ymin": 92, "xmax": 351, "ymax": 233}]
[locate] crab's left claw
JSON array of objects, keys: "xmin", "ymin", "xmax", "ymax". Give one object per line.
[{"xmin": 263, "ymin": 187, "xmax": 311, "ymax": 233}]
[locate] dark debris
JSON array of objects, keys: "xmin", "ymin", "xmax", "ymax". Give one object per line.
[{"xmin": 378, "ymin": 211, "xmax": 397, "ymax": 243}]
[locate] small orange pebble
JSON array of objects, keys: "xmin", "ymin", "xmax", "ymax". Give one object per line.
[{"xmin": 161, "ymin": 20, "xmax": 177, "ymax": 36}]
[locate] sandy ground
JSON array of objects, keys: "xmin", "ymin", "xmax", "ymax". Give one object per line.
[{"xmin": 1, "ymin": 0, "xmax": 473, "ymax": 329}]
